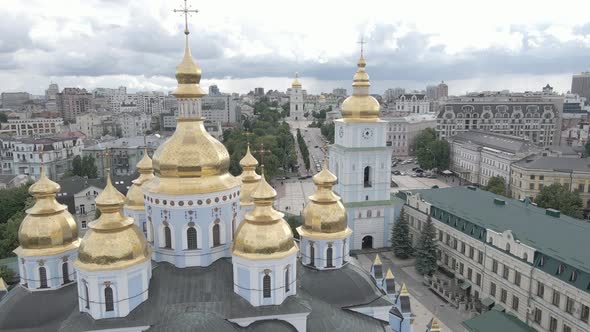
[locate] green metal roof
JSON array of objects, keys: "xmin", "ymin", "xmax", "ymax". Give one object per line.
[
  {"xmin": 411, "ymin": 187, "xmax": 590, "ymax": 273},
  {"xmin": 462, "ymin": 311, "xmax": 535, "ymax": 332},
  {"xmin": 343, "ymin": 194, "xmax": 404, "ymax": 208}
]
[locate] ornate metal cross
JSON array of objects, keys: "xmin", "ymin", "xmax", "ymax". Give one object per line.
[
  {"xmin": 174, "ymin": 0, "xmax": 199, "ymax": 35},
  {"xmin": 357, "ymin": 36, "xmax": 366, "ymax": 56},
  {"xmin": 254, "ymin": 143, "xmax": 271, "ymax": 167}
]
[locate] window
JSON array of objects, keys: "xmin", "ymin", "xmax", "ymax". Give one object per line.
[
  {"xmin": 469, "ymin": 246, "xmax": 474, "ymax": 259},
  {"xmin": 285, "ymin": 266, "xmax": 290, "ymax": 293},
  {"xmin": 163, "ymin": 226, "xmax": 172, "ymax": 248},
  {"xmin": 529, "ymin": 183, "xmax": 535, "ymax": 190},
  {"xmin": 552, "ymin": 290, "xmax": 560, "ymax": 307},
  {"xmin": 478, "ymin": 251, "xmax": 483, "ymax": 264},
  {"xmin": 212, "ymin": 224, "xmax": 220, "ymax": 246},
  {"xmin": 537, "ymin": 281, "xmax": 545, "ymax": 298},
  {"xmin": 492, "ymin": 259, "xmax": 498, "ymax": 273},
  {"xmin": 363, "ymin": 166, "xmax": 372, "ymax": 187},
  {"xmin": 538, "ymin": 183, "xmax": 544, "ymax": 191},
  {"xmin": 263, "ymin": 274, "xmax": 271, "ymax": 298},
  {"xmin": 62, "ymin": 262, "xmax": 70, "ymax": 284},
  {"xmin": 309, "ymin": 243, "xmax": 315, "ymax": 267},
  {"xmin": 84, "ymin": 282, "xmax": 90, "ymax": 309},
  {"xmin": 461, "ymin": 242, "xmax": 466, "ymax": 254},
  {"xmin": 467, "ymin": 268, "xmax": 473, "ymax": 281},
  {"xmin": 39, "ymin": 267, "xmax": 48, "ymax": 289},
  {"xmin": 549, "ymin": 316, "xmax": 557, "ymax": 332},
  {"xmin": 533, "ymin": 308, "xmax": 542, "ymax": 324},
  {"xmin": 582, "ymin": 305, "xmax": 590, "ymax": 323},
  {"xmin": 539, "ymin": 175, "xmax": 544, "ymax": 180},
  {"xmin": 105, "ymin": 286, "xmax": 114, "ymax": 312},
  {"xmin": 530, "ymin": 175, "xmax": 535, "ymax": 180},
  {"xmin": 459, "ymin": 263, "xmax": 464, "ymax": 275},
  {"xmin": 566, "ymin": 297, "xmax": 574, "ymax": 314},
  {"xmin": 514, "ymin": 271, "xmax": 521, "ymax": 287},
  {"xmin": 80, "ymin": 204, "xmax": 86, "ymax": 214},
  {"xmin": 500, "ymin": 289, "xmax": 507, "ymax": 303},
  {"xmin": 563, "ymin": 324, "xmax": 572, "ymax": 332},
  {"xmin": 503, "ymin": 265, "xmax": 509, "ymax": 279},
  {"xmin": 187, "ymin": 227, "xmax": 197, "ymax": 249},
  {"xmin": 476, "ymin": 273, "xmax": 482, "ymax": 286},
  {"xmin": 557, "ymin": 264, "xmax": 565, "ymax": 275},
  {"xmin": 490, "ymin": 282, "xmax": 496, "ymax": 297},
  {"xmin": 579, "ymin": 184, "xmax": 585, "ymax": 192},
  {"xmin": 505, "ymin": 243, "xmax": 510, "ymax": 253},
  {"xmin": 81, "ymin": 220, "xmax": 87, "ymax": 229},
  {"xmin": 326, "ymin": 246, "xmax": 333, "ymax": 268},
  {"xmin": 512, "ymin": 295, "xmax": 519, "ymax": 311}
]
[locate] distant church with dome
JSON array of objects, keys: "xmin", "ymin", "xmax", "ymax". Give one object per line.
[{"xmin": 0, "ymin": 6, "xmax": 441, "ymax": 332}]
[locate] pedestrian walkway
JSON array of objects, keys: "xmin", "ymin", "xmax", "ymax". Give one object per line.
[{"xmin": 356, "ymin": 251, "xmax": 472, "ymax": 332}]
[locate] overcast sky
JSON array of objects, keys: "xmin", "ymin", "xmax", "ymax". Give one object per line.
[{"xmin": 1, "ymin": 0, "xmax": 589, "ymax": 96}]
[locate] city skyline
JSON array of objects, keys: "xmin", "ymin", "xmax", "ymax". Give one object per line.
[{"xmin": 1, "ymin": 0, "xmax": 589, "ymax": 95}]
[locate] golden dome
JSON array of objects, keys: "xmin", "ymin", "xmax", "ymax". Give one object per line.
[
  {"xmin": 292, "ymin": 72, "xmax": 302, "ymax": 88},
  {"xmin": 75, "ymin": 174, "xmax": 151, "ymax": 271},
  {"xmin": 125, "ymin": 148, "xmax": 155, "ymax": 210},
  {"xmin": 340, "ymin": 54, "xmax": 381, "ymax": 122},
  {"xmin": 238, "ymin": 145, "xmax": 261, "ymax": 206},
  {"xmin": 14, "ymin": 166, "xmax": 80, "ymax": 257},
  {"xmin": 172, "ymin": 34, "xmax": 206, "ymax": 98},
  {"xmin": 144, "ymin": 119, "xmax": 240, "ymax": 195},
  {"xmin": 429, "ymin": 317, "xmax": 441, "ymax": 332},
  {"xmin": 298, "ymin": 161, "xmax": 351, "ymax": 240},
  {"xmin": 232, "ymin": 168, "xmax": 297, "ymax": 260}
]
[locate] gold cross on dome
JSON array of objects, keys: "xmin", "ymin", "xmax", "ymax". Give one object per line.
[
  {"xmin": 244, "ymin": 130, "xmax": 252, "ymax": 147},
  {"xmin": 34, "ymin": 144, "xmax": 45, "ymax": 167},
  {"xmin": 100, "ymin": 148, "xmax": 113, "ymax": 175},
  {"xmin": 173, "ymin": 0, "xmax": 199, "ymax": 35},
  {"xmin": 253, "ymin": 143, "xmax": 271, "ymax": 166},
  {"xmin": 357, "ymin": 36, "xmax": 366, "ymax": 56}
]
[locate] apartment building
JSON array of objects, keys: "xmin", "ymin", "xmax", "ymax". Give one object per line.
[
  {"xmin": 0, "ymin": 117, "xmax": 64, "ymax": 137},
  {"xmin": 510, "ymin": 156, "xmax": 590, "ymax": 211},
  {"xmin": 437, "ymin": 94, "xmax": 562, "ymax": 147},
  {"xmin": 448, "ymin": 131, "xmax": 538, "ymax": 187},
  {"xmin": 395, "ymin": 93, "xmax": 430, "ymax": 114},
  {"xmin": 57, "ymin": 88, "xmax": 93, "ymax": 122},
  {"xmin": 383, "ymin": 113, "xmax": 437, "ymax": 156},
  {"xmin": 404, "ymin": 186, "xmax": 590, "ymax": 332}
]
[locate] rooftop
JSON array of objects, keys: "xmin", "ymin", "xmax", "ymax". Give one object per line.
[
  {"xmin": 514, "ymin": 156, "xmax": 590, "ymax": 172},
  {"xmin": 462, "ymin": 311, "xmax": 535, "ymax": 332},
  {"xmin": 450, "ymin": 131, "xmax": 536, "ymax": 154},
  {"xmin": 410, "ymin": 187, "xmax": 590, "ymax": 273}
]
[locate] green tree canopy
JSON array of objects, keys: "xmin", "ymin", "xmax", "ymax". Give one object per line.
[
  {"xmin": 415, "ymin": 215, "xmax": 438, "ymax": 276},
  {"xmin": 71, "ymin": 155, "xmax": 98, "ymax": 178},
  {"xmin": 0, "ymin": 197, "xmax": 34, "ymax": 259},
  {"xmin": 535, "ymin": 184, "xmax": 583, "ymax": 219},
  {"xmin": 0, "ymin": 184, "xmax": 32, "ymax": 224},
  {"xmin": 484, "ymin": 176, "xmax": 507, "ymax": 196},
  {"xmin": 416, "ymin": 139, "xmax": 450, "ymax": 170},
  {"xmin": 321, "ymin": 122, "xmax": 335, "ymax": 144},
  {"xmin": 0, "ymin": 112, "xmax": 7, "ymax": 123},
  {"xmin": 391, "ymin": 207, "xmax": 414, "ymax": 259}
]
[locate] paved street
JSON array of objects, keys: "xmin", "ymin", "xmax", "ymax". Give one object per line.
[
  {"xmin": 357, "ymin": 252, "xmax": 472, "ymax": 332},
  {"xmin": 274, "ymin": 178, "xmax": 315, "ymax": 216}
]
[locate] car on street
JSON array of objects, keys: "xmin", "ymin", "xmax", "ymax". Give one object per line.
[{"xmin": 392, "ymin": 170, "xmax": 401, "ymax": 175}]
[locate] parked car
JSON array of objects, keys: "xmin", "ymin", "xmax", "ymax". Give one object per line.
[{"xmin": 392, "ymin": 170, "xmax": 401, "ymax": 175}]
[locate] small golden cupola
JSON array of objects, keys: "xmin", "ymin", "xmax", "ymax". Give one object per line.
[
  {"xmin": 340, "ymin": 50, "xmax": 381, "ymax": 121},
  {"xmin": 75, "ymin": 173, "xmax": 152, "ymax": 271},
  {"xmin": 299, "ymin": 160, "xmax": 351, "ymax": 239},
  {"xmin": 232, "ymin": 167, "xmax": 298, "ymax": 260},
  {"xmin": 292, "ymin": 72, "xmax": 302, "ymax": 89},
  {"xmin": 145, "ymin": 25, "xmax": 239, "ymax": 195},
  {"xmin": 125, "ymin": 148, "xmax": 154, "ymax": 210},
  {"xmin": 238, "ymin": 144, "xmax": 261, "ymax": 207},
  {"xmin": 14, "ymin": 165, "xmax": 80, "ymax": 257}
]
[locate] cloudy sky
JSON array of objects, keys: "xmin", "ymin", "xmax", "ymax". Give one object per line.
[{"xmin": 1, "ymin": 0, "xmax": 589, "ymax": 96}]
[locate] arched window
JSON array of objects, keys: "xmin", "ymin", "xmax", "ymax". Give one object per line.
[
  {"xmin": 62, "ymin": 262, "xmax": 70, "ymax": 284},
  {"xmin": 505, "ymin": 243, "xmax": 511, "ymax": 253},
  {"xmin": 39, "ymin": 267, "xmax": 48, "ymax": 288},
  {"xmin": 557, "ymin": 264, "xmax": 565, "ymax": 275},
  {"xmin": 187, "ymin": 227, "xmax": 197, "ymax": 250},
  {"xmin": 164, "ymin": 226, "xmax": 172, "ymax": 249},
  {"xmin": 263, "ymin": 275, "xmax": 271, "ymax": 298},
  {"xmin": 84, "ymin": 282, "xmax": 90, "ymax": 309},
  {"xmin": 285, "ymin": 266, "xmax": 290, "ymax": 293},
  {"xmin": 523, "ymin": 252, "xmax": 528, "ymax": 261},
  {"xmin": 364, "ymin": 167, "xmax": 372, "ymax": 188},
  {"xmin": 212, "ymin": 224, "xmax": 221, "ymax": 247},
  {"xmin": 309, "ymin": 243, "xmax": 315, "ymax": 267},
  {"xmin": 326, "ymin": 246, "xmax": 333, "ymax": 268},
  {"xmin": 295, "ymin": 104, "xmax": 298, "ymax": 111},
  {"xmin": 342, "ymin": 239, "xmax": 347, "ymax": 264},
  {"xmin": 105, "ymin": 286, "xmax": 114, "ymax": 312},
  {"xmin": 367, "ymin": 210, "xmax": 372, "ymax": 218}
]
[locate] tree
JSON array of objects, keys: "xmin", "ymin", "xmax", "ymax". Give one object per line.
[
  {"xmin": 416, "ymin": 139, "xmax": 450, "ymax": 170},
  {"xmin": 585, "ymin": 141, "xmax": 590, "ymax": 157},
  {"xmin": 484, "ymin": 176, "xmax": 507, "ymax": 196},
  {"xmin": 415, "ymin": 215, "xmax": 438, "ymax": 276},
  {"xmin": 0, "ymin": 183, "xmax": 32, "ymax": 224},
  {"xmin": 72, "ymin": 155, "xmax": 83, "ymax": 176},
  {"xmin": 0, "ymin": 112, "xmax": 7, "ymax": 123},
  {"xmin": 320, "ymin": 122, "xmax": 335, "ymax": 144},
  {"xmin": 0, "ymin": 197, "xmax": 33, "ymax": 259},
  {"xmin": 535, "ymin": 184, "xmax": 583, "ymax": 219},
  {"xmin": 81, "ymin": 156, "xmax": 98, "ymax": 179},
  {"xmin": 0, "ymin": 265, "xmax": 14, "ymax": 282},
  {"xmin": 391, "ymin": 207, "xmax": 413, "ymax": 259},
  {"xmin": 414, "ymin": 128, "xmax": 437, "ymax": 151}
]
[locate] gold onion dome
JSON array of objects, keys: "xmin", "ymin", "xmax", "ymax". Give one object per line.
[
  {"xmin": 292, "ymin": 72, "xmax": 302, "ymax": 88},
  {"xmin": 299, "ymin": 161, "xmax": 351, "ymax": 239},
  {"xmin": 125, "ymin": 148, "xmax": 155, "ymax": 210},
  {"xmin": 75, "ymin": 173, "xmax": 151, "ymax": 271},
  {"xmin": 238, "ymin": 145, "xmax": 261, "ymax": 206},
  {"xmin": 14, "ymin": 166, "xmax": 79, "ymax": 256},
  {"xmin": 144, "ymin": 31, "xmax": 239, "ymax": 195},
  {"xmin": 340, "ymin": 54, "xmax": 381, "ymax": 121},
  {"xmin": 232, "ymin": 167, "xmax": 297, "ymax": 260}
]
